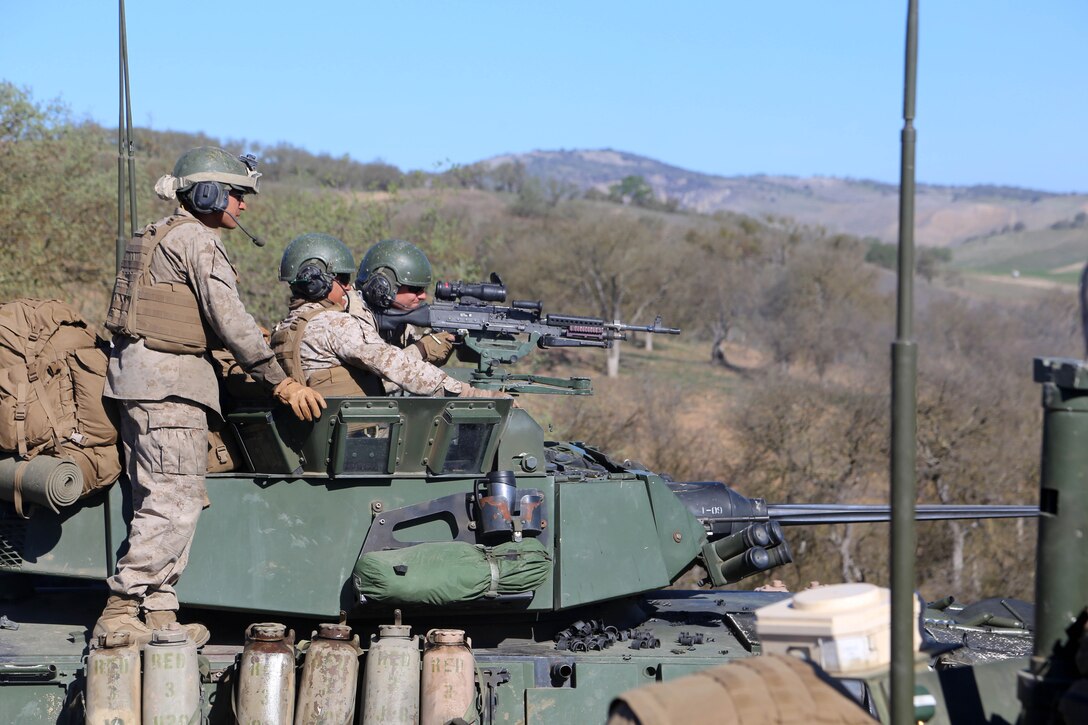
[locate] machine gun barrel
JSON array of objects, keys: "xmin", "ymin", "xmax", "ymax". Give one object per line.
[{"xmin": 611, "ymin": 315, "xmax": 681, "ymax": 336}]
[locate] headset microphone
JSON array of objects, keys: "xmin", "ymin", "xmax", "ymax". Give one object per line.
[{"xmin": 224, "ymin": 210, "xmax": 265, "ymax": 247}]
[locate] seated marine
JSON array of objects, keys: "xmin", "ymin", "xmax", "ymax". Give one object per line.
[{"xmin": 270, "ymin": 234, "xmax": 505, "ymax": 400}]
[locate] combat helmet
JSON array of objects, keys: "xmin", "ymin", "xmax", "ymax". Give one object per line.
[
  {"xmin": 356, "ymin": 239, "xmax": 433, "ymax": 309},
  {"xmin": 280, "ymin": 233, "xmax": 355, "ymax": 301},
  {"xmin": 280, "ymin": 233, "xmax": 355, "ymax": 282},
  {"xmin": 154, "ymin": 147, "xmax": 262, "ymax": 214}
]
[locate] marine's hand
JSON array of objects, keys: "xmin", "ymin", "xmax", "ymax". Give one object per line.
[
  {"xmin": 274, "ymin": 378, "xmax": 327, "ymax": 421},
  {"xmin": 458, "ymin": 385, "xmax": 520, "ymax": 407},
  {"xmin": 415, "ymin": 332, "xmax": 457, "ymax": 365}
]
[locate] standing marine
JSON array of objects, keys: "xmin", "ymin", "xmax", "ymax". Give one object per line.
[
  {"xmin": 97, "ymin": 147, "xmax": 326, "ymax": 644},
  {"xmin": 271, "ymin": 234, "xmax": 505, "ymax": 399}
]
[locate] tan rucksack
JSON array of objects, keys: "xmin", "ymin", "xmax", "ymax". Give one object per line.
[{"xmin": 0, "ymin": 299, "xmax": 122, "ymax": 495}]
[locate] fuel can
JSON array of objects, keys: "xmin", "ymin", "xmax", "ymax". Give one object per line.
[
  {"xmin": 421, "ymin": 629, "xmax": 477, "ymax": 725},
  {"xmin": 236, "ymin": 622, "xmax": 297, "ymax": 725},
  {"xmin": 361, "ymin": 610, "xmax": 420, "ymax": 725},
  {"xmin": 295, "ymin": 623, "xmax": 363, "ymax": 725},
  {"xmin": 85, "ymin": 631, "xmax": 141, "ymax": 725},
  {"xmin": 142, "ymin": 624, "xmax": 200, "ymax": 724}
]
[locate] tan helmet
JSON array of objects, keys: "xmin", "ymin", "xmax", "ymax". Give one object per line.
[{"xmin": 154, "ymin": 147, "xmax": 262, "ymax": 214}]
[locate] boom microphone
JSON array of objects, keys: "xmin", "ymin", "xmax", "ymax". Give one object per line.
[{"xmin": 224, "ymin": 210, "xmax": 265, "ymax": 247}]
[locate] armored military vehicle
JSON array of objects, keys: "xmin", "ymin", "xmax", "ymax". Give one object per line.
[{"xmin": 0, "ymin": 276, "xmax": 1044, "ymax": 725}]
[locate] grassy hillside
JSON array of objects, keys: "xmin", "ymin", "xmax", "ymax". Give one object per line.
[{"xmin": 951, "ymin": 225, "xmax": 1088, "ymax": 284}]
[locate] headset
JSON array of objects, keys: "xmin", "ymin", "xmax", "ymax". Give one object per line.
[
  {"xmin": 185, "ymin": 181, "xmax": 232, "ymax": 215},
  {"xmin": 291, "ymin": 263, "xmax": 335, "ymax": 301},
  {"xmin": 359, "ymin": 268, "xmax": 397, "ymax": 309}
]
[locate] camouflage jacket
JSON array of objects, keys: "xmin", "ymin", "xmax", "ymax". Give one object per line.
[
  {"xmin": 271, "ymin": 292, "xmax": 462, "ymax": 396},
  {"xmin": 105, "ymin": 209, "xmax": 286, "ymax": 415}
]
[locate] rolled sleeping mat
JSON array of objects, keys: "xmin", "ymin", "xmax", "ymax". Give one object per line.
[{"xmin": 0, "ymin": 453, "xmax": 83, "ymax": 519}]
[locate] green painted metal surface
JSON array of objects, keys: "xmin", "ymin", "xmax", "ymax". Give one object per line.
[
  {"xmin": 555, "ymin": 479, "xmax": 670, "ymax": 609},
  {"xmin": 865, "ymin": 657, "xmax": 1029, "ymax": 725},
  {"xmin": 1032, "ymin": 358, "xmax": 1088, "ymax": 659},
  {"xmin": 1017, "ymin": 357, "xmax": 1088, "ymax": 723},
  {"xmin": 643, "ymin": 474, "xmax": 708, "ymax": 581},
  {"xmin": 182, "ymin": 474, "xmax": 376, "ymax": 617},
  {"xmin": 0, "ymin": 488, "xmax": 113, "ymax": 579}
]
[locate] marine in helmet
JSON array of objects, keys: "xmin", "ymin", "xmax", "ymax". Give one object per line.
[
  {"xmin": 354, "ymin": 238, "xmax": 459, "ymax": 364},
  {"xmin": 271, "ymin": 235, "xmax": 504, "ymax": 399},
  {"xmin": 97, "ymin": 147, "xmax": 326, "ymax": 645}
]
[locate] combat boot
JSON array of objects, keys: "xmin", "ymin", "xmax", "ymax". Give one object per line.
[
  {"xmin": 92, "ymin": 594, "xmax": 153, "ymax": 645},
  {"xmin": 145, "ymin": 610, "xmax": 210, "ymax": 647}
]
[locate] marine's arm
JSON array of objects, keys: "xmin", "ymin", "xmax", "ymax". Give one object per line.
[
  {"xmin": 340, "ymin": 291, "xmax": 505, "ymax": 398},
  {"xmin": 321, "ymin": 313, "xmax": 463, "ymax": 396},
  {"xmin": 182, "ymin": 232, "xmax": 324, "ymax": 418}
]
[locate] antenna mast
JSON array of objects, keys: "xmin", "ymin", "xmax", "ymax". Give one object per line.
[
  {"xmin": 116, "ymin": 0, "xmax": 137, "ymax": 271},
  {"xmin": 890, "ymin": 1, "xmax": 920, "ymax": 723}
]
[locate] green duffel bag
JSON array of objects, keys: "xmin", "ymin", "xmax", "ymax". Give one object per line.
[{"xmin": 354, "ymin": 538, "xmax": 551, "ymax": 606}]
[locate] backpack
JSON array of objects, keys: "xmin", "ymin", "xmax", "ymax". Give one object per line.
[{"xmin": 0, "ymin": 299, "xmax": 122, "ymax": 496}]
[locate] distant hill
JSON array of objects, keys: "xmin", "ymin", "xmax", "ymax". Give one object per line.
[{"xmin": 484, "ymin": 149, "xmax": 1088, "ymax": 248}]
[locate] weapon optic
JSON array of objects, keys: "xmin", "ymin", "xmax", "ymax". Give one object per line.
[
  {"xmin": 373, "ymin": 273, "xmax": 680, "ymax": 393},
  {"xmin": 665, "ymin": 481, "xmax": 1038, "ymax": 587}
]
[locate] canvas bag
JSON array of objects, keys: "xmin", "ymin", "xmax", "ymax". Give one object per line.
[
  {"xmin": 354, "ymin": 539, "xmax": 552, "ymax": 605},
  {"xmin": 0, "ymin": 299, "xmax": 121, "ymax": 493}
]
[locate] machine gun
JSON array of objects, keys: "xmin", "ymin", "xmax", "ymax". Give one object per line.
[{"xmin": 372, "ymin": 273, "xmax": 680, "ymax": 393}]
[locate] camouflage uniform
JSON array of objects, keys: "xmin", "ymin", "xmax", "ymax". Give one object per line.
[
  {"xmin": 104, "ymin": 208, "xmax": 287, "ymax": 613},
  {"xmin": 271, "ymin": 290, "xmax": 463, "ymax": 396}
]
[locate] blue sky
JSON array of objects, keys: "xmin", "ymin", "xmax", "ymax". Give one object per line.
[{"xmin": 3, "ymin": 2, "xmax": 1086, "ymax": 192}]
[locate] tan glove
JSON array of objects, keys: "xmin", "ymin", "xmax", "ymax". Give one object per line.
[
  {"xmin": 458, "ymin": 385, "xmax": 507, "ymax": 399},
  {"xmin": 458, "ymin": 385, "xmax": 520, "ymax": 407},
  {"xmin": 414, "ymin": 332, "xmax": 457, "ymax": 365},
  {"xmin": 273, "ymin": 377, "xmax": 327, "ymax": 421}
]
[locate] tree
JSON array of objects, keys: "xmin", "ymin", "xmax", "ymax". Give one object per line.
[
  {"xmin": 730, "ymin": 376, "xmax": 889, "ymax": 587},
  {"xmin": 508, "ymin": 178, "xmax": 550, "ymax": 218},
  {"xmin": 762, "ymin": 238, "xmax": 887, "ymax": 377},
  {"xmin": 0, "ymin": 83, "xmax": 116, "ymax": 314},
  {"xmin": 486, "ymin": 211, "xmax": 683, "ymax": 377},
  {"xmin": 679, "ymin": 224, "xmax": 768, "ymax": 368},
  {"xmin": 608, "ymin": 175, "xmax": 655, "ymax": 207},
  {"xmin": 490, "ymin": 161, "xmax": 526, "ymax": 193}
]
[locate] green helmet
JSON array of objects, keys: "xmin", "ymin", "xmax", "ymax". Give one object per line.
[
  {"xmin": 357, "ymin": 239, "xmax": 433, "ymax": 289},
  {"xmin": 355, "ymin": 239, "xmax": 433, "ymax": 309},
  {"xmin": 279, "ymin": 233, "xmax": 355, "ymax": 282}
]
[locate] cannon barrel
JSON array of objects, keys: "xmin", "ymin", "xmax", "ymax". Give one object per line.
[
  {"xmin": 666, "ymin": 481, "xmax": 1038, "ymax": 538},
  {"xmin": 675, "ymin": 480, "xmax": 1037, "ymax": 588},
  {"xmin": 766, "ymin": 503, "xmax": 1038, "ymax": 525}
]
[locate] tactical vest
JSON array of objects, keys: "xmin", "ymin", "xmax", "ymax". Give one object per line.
[
  {"xmin": 270, "ymin": 302, "xmax": 385, "ymax": 398},
  {"xmin": 105, "ymin": 215, "xmax": 215, "ymax": 355}
]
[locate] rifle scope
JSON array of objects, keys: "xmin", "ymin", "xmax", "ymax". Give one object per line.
[{"xmin": 435, "ymin": 279, "xmax": 507, "ymax": 303}]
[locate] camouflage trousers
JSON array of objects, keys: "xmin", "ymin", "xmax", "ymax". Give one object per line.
[{"xmin": 105, "ymin": 398, "xmax": 208, "ymax": 612}]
